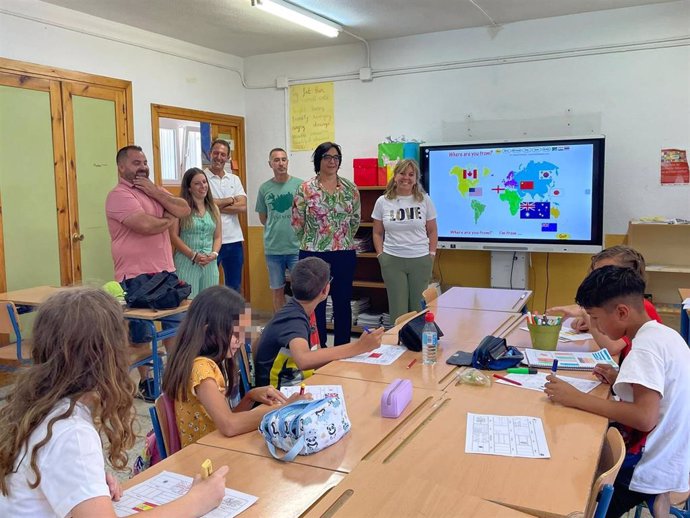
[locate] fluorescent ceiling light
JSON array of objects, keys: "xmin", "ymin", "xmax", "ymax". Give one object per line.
[{"xmin": 252, "ymin": 0, "xmax": 341, "ymax": 38}]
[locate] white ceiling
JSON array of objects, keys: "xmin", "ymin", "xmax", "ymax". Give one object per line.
[{"xmin": 41, "ymin": 0, "xmax": 679, "ymax": 57}]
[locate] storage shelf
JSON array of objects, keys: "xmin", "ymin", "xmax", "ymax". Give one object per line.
[
  {"xmin": 646, "ymin": 264, "xmax": 690, "ymax": 274},
  {"xmin": 326, "ymin": 323, "xmax": 365, "ymax": 333},
  {"xmin": 353, "ymin": 280, "xmax": 385, "ymax": 289},
  {"xmin": 359, "ymin": 222, "xmax": 374, "ymax": 228},
  {"xmin": 357, "ymin": 186, "xmax": 386, "ymax": 191}
]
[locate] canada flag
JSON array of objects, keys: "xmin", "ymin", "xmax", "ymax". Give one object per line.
[{"xmin": 463, "ymin": 169, "xmax": 478, "ymax": 179}]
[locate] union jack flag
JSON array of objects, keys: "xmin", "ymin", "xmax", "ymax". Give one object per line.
[{"xmin": 520, "ymin": 202, "xmax": 535, "ymax": 211}]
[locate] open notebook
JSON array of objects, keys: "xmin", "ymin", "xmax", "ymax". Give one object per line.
[{"xmin": 523, "ymin": 349, "xmax": 618, "ymax": 371}]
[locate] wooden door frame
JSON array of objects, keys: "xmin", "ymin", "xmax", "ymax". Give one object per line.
[
  {"xmin": 0, "ymin": 57, "xmax": 134, "ymax": 290},
  {"xmin": 150, "ymin": 104, "xmax": 250, "ymax": 301}
]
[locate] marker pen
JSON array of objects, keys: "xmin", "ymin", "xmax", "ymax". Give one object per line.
[
  {"xmin": 551, "ymin": 359, "xmax": 559, "ymax": 374},
  {"xmin": 506, "ymin": 368, "xmax": 537, "ymax": 374}
]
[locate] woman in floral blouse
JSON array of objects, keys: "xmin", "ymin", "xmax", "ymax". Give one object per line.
[{"xmin": 292, "ymin": 142, "xmax": 361, "ymax": 346}]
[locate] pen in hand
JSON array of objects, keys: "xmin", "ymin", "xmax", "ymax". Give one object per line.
[{"xmin": 551, "ymin": 359, "xmax": 559, "ymax": 375}]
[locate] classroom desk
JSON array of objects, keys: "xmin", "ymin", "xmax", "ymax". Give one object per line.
[
  {"xmin": 318, "ymin": 308, "xmax": 521, "ymax": 390},
  {"xmin": 500, "ymin": 314, "xmax": 602, "ymax": 353},
  {"xmin": 197, "ymin": 374, "xmax": 444, "ymax": 473},
  {"xmin": 679, "ymin": 288, "xmax": 690, "ymax": 345},
  {"xmin": 303, "ymin": 460, "xmax": 534, "ymax": 518},
  {"xmin": 364, "ymin": 383, "xmax": 609, "ymax": 518},
  {"xmin": 0, "ymin": 285, "xmax": 190, "ymax": 398},
  {"xmin": 431, "ymin": 286, "xmax": 532, "ymax": 313},
  {"xmin": 122, "ymin": 443, "xmax": 345, "ymax": 518}
]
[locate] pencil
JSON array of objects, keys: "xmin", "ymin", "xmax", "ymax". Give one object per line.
[
  {"xmin": 406, "ymin": 359, "xmax": 417, "ymax": 369},
  {"xmin": 493, "ymin": 374, "xmax": 522, "ymax": 386}
]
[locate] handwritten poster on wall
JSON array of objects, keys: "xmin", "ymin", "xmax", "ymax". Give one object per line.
[{"xmin": 290, "ymin": 82, "xmax": 334, "ymax": 151}]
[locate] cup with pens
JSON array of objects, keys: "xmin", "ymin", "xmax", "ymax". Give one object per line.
[{"xmin": 526, "ymin": 312, "xmax": 562, "ymax": 351}]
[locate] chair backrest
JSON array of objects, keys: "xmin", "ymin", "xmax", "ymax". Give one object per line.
[
  {"xmin": 236, "ymin": 341, "xmax": 252, "ymax": 395},
  {"xmin": 584, "ymin": 427, "xmax": 626, "ymax": 518},
  {"xmin": 421, "ymin": 286, "xmax": 440, "ymax": 309},
  {"xmin": 148, "ymin": 406, "xmax": 167, "ymax": 460},
  {"xmin": 394, "ymin": 311, "xmax": 418, "ymax": 327},
  {"xmin": 0, "ymin": 301, "xmax": 28, "ymax": 361},
  {"xmin": 155, "ymin": 393, "xmax": 181, "ymax": 455}
]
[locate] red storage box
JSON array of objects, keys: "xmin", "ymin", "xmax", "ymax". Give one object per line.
[
  {"xmin": 378, "ymin": 166, "xmax": 388, "ymax": 186},
  {"xmin": 353, "ymin": 158, "xmax": 378, "ymax": 186}
]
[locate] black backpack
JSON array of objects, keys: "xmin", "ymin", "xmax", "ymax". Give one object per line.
[
  {"xmin": 398, "ymin": 312, "xmax": 444, "ymax": 352},
  {"xmin": 124, "ymin": 271, "xmax": 192, "ymax": 310}
]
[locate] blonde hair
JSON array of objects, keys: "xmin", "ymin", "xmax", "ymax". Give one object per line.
[
  {"xmin": 591, "ymin": 245, "xmax": 647, "ymax": 282},
  {"xmin": 384, "ymin": 159, "xmax": 425, "ymax": 202},
  {"xmin": 0, "ymin": 287, "xmax": 136, "ymax": 496}
]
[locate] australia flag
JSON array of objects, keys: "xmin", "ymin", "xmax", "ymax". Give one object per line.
[{"xmin": 520, "ymin": 201, "xmax": 551, "ymax": 219}]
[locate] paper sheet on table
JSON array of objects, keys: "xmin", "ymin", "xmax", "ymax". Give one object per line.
[
  {"xmin": 341, "ymin": 344, "xmax": 406, "ymax": 365},
  {"xmin": 465, "ymin": 413, "xmax": 551, "ymax": 459},
  {"xmin": 281, "ymin": 384, "xmax": 345, "ymax": 401},
  {"xmin": 114, "ymin": 471, "xmax": 257, "ymax": 517},
  {"xmin": 520, "ymin": 325, "xmax": 593, "ymax": 342},
  {"xmin": 494, "ymin": 372, "xmax": 601, "ymax": 393}
]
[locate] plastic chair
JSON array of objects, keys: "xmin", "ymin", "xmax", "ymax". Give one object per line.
[
  {"xmin": 420, "ymin": 285, "xmax": 440, "ymax": 310},
  {"xmin": 584, "ymin": 427, "xmax": 626, "ymax": 518},
  {"xmin": 394, "ymin": 311, "xmax": 417, "ymax": 327},
  {"xmin": 148, "ymin": 405, "xmax": 167, "ymax": 460},
  {"xmin": 0, "ymin": 301, "xmax": 32, "ymax": 362},
  {"xmin": 150, "ymin": 393, "xmax": 181, "ymax": 458}
]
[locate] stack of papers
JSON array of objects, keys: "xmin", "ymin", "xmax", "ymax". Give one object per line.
[
  {"xmin": 351, "ymin": 297, "xmax": 371, "ymax": 321},
  {"xmin": 356, "ymin": 312, "xmax": 384, "ymax": 328}
]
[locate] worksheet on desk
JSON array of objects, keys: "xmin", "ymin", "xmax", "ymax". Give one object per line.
[
  {"xmin": 341, "ymin": 344, "xmax": 406, "ymax": 365},
  {"xmin": 281, "ymin": 384, "xmax": 345, "ymax": 401},
  {"xmin": 465, "ymin": 413, "xmax": 551, "ymax": 459},
  {"xmin": 494, "ymin": 372, "xmax": 601, "ymax": 393},
  {"xmin": 114, "ymin": 471, "xmax": 257, "ymax": 517}
]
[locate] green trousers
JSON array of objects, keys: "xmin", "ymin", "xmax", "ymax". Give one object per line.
[{"xmin": 378, "ymin": 252, "xmax": 433, "ymax": 323}]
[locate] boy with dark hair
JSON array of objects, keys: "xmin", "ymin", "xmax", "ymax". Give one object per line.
[
  {"xmin": 545, "ymin": 266, "xmax": 690, "ymax": 517},
  {"xmin": 254, "ymin": 257, "xmax": 384, "ymax": 388}
]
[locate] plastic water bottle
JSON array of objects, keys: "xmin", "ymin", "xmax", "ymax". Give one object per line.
[{"xmin": 422, "ymin": 312, "xmax": 438, "ymax": 365}]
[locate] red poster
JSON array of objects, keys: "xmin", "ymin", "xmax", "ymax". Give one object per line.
[{"xmin": 660, "ymin": 149, "xmax": 690, "ymax": 185}]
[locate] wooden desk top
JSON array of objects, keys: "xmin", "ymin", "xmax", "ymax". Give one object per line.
[
  {"xmin": 0, "ymin": 285, "xmax": 189, "ymax": 320},
  {"xmin": 303, "ymin": 460, "xmax": 534, "ymax": 518},
  {"xmin": 197, "ymin": 374, "xmax": 444, "ymax": 473},
  {"xmin": 365, "ymin": 387, "xmax": 608, "ymax": 518},
  {"xmin": 501, "ymin": 314, "xmax": 602, "ymax": 353},
  {"xmin": 122, "ymin": 443, "xmax": 344, "ymax": 518},
  {"xmin": 432, "ymin": 287, "xmax": 532, "ymax": 313},
  {"xmin": 319, "ymin": 309, "xmax": 520, "ymax": 390}
]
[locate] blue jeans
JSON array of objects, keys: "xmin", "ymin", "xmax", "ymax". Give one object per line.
[
  {"xmin": 218, "ymin": 241, "xmax": 244, "ymax": 292},
  {"xmin": 266, "ymin": 254, "xmax": 299, "ymax": 289}
]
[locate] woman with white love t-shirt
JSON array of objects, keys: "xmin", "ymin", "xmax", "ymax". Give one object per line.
[{"xmin": 372, "ymin": 159, "xmax": 438, "ymax": 323}]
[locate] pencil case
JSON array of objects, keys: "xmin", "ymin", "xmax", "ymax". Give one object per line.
[{"xmin": 380, "ymin": 378, "xmax": 412, "ymax": 418}]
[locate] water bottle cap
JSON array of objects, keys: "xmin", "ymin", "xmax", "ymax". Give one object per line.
[{"xmin": 424, "ymin": 312, "xmax": 434, "ymax": 322}]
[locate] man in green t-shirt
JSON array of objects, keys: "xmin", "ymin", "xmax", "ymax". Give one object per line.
[{"xmin": 255, "ymin": 148, "xmax": 304, "ymax": 311}]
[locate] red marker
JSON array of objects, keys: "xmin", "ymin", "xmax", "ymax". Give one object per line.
[
  {"xmin": 299, "ymin": 383, "xmax": 306, "ymax": 395},
  {"xmin": 493, "ymin": 374, "xmax": 522, "ymax": 386},
  {"xmin": 406, "ymin": 359, "xmax": 417, "ymax": 369}
]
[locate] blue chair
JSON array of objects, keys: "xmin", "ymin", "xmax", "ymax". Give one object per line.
[
  {"xmin": 583, "ymin": 427, "xmax": 625, "ymax": 518},
  {"xmin": 0, "ymin": 301, "xmax": 31, "ymax": 362},
  {"xmin": 148, "ymin": 406, "xmax": 168, "ymax": 460},
  {"xmin": 633, "ymin": 484, "xmax": 690, "ymax": 518}
]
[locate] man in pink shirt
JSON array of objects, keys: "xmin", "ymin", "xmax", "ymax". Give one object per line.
[{"xmin": 106, "ymin": 145, "xmax": 190, "ymax": 400}]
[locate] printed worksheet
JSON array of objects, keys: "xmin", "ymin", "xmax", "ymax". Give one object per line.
[
  {"xmin": 519, "ymin": 325, "xmax": 593, "ymax": 342},
  {"xmin": 465, "ymin": 413, "xmax": 551, "ymax": 459},
  {"xmin": 114, "ymin": 471, "xmax": 258, "ymax": 517},
  {"xmin": 494, "ymin": 372, "xmax": 601, "ymax": 393},
  {"xmin": 281, "ymin": 384, "xmax": 345, "ymax": 401},
  {"xmin": 341, "ymin": 344, "xmax": 406, "ymax": 365}
]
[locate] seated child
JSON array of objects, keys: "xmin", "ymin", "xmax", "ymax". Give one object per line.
[
  {"xmin": 0, "ymin": 287, "xmax": 228, "ymax": 517},
  {"xmin": 162, "ymin": 285, "xmax": 308, "ymax": 448},
  {"xmin": 548, "ymin": 245, "xmax": 661, "ymax": 358},
  {"xmin": 255, "ymin": 257, "xmax": 384, "ymax": 388},
  {"xmin": 544, "ymin": 266, "xmax": 690, "ymax": 518}
]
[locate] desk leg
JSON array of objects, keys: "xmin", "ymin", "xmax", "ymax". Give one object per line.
[{"xmin": 146, "ymin": 321, "xmax": 162, "ymax": 399}]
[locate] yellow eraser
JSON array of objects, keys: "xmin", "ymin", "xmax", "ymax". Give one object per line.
[{"xmin": 201, "ymin": 458, "xmax": 213, "ymax": 479}]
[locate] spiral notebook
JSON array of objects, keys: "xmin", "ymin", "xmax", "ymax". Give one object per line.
[{"xmin": 523, "ymin": 349, "xmax": 618, "ymax": 371}]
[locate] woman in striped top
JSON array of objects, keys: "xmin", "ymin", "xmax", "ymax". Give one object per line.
[{"xmin": 170, "ymin": 167, "xmax": 221, "ymax": 298}]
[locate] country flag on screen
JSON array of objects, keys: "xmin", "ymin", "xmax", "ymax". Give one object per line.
[
  {"xmin": 539, "ymin": 171, "xmax": 552, "ymax": 179},
  {"xmin": 542, "ymin": 223, "xmax": 558, "ymax": 232},
  {"xmin": 463, "ymin": 169, "xmax": 478, "ymax": 179},
  {"xmin": 469, "ymin": 187, "xmax": 483, "ymax": 196},
  {"xmin": 520, "ymin": 201, "xmax": 551, "ymax": 219},
  {"xmin": 520, "ymin": 181, "xmax": 534, "ymax": 190}
]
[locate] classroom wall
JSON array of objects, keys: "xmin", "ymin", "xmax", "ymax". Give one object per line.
[
  {"xmin": 0, "ymin": 0, "xmax": 246, "ymax": 158},
  {"xmin": 242, "ymin": 1, "xmax": 689, "ymax": 311}
]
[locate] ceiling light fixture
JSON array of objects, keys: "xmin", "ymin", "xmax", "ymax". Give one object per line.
[{"xmin": 251, "ymin": 0, "xmax": 341, "ymax": 38}]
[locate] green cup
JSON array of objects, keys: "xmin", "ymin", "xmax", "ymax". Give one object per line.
[{"xmin": 528, "ymin": 319, "xmax": 562, "ymax": 351}]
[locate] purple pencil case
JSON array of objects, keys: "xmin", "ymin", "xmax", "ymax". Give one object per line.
[{"xmin": 380, "ymin": 378, "xmax": 413, "ymax": 419}]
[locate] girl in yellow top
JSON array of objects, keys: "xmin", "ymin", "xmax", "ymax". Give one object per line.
[{"xmin": 163, "ymin": 285, "xmax": 307, "ymax": 447}]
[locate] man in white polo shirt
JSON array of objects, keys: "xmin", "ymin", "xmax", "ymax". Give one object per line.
[{"xmin": 204, "ymin": 138, "xmax": 246, "ymax": 291}]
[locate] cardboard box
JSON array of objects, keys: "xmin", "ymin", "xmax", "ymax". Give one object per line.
[{"xmin": 353, "ymin": 158, "xmax": 378, "ymax": 186}]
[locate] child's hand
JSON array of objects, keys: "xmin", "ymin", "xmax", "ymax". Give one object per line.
[
  {"xmin": 546, "ymin": 304, "xmax": 585, "ymax": 319},
  {"xmin": 286, "ymin": 392, "xmax": 313, "ymax": 404},
  {"xmin": 593, "ymin": 364, "xmax": 618, "ymax": 385},
  {"xmin": 571, "ymin": 315, "xmax": 590, "ymax": 332},
  {"xmin": 105, "ymin": 472, "xmax": 122, "ymax": 501},
  {"xmin": 544, "ymin": 374, "xmax": 581, "ymax": 407},
  {"xmin": 250, "ymin": 386, "xmax": 288, "ymax": 406},
  {"xmin": 188, "ymin": 465, "xmax": 229, "ymax": 514},
  {"xmin": 356, "ymin": 326, "xmax": 384, "ymax": 353}
]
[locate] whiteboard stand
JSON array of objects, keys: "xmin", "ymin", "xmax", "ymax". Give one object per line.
[{"xmin": 491, "ymin": 251, "xmax": 528, "ymax": 289}]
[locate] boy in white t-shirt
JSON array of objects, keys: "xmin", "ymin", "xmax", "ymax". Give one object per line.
[{"xmin": 545, "ymin": 266, "xmax": 690, "ymax": 517}]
